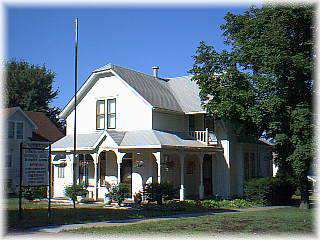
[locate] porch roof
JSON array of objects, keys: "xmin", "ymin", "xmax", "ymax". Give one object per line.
[
  {"xmin": 51, "ymin": 129, "xmax": 215, "ymax": 151},
  {"xmin": 51, "ymin": 131, "xmax": 105, "ymax": 151},
  {"xmin": 119, "ymin": 130, "xmax": 207, "ymax": 149}
]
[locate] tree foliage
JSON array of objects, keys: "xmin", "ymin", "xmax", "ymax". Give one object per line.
[
  {"xmin": 5, "ymin": 59, "xmax": 65, "ymax": 131},
  {"xmin": 190, "ymin": 5, "xmax": 314, "ymax": 207}
]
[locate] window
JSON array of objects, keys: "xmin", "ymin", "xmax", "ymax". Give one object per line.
[
  {"xmin": 8, "ymin": 121, "xmax": 15, "ymax": 139},
  {"xmin": 189, "ymin": 115, "xmax": 195, "ymax": 131},
  {"xmin": 107, "ymin": 99, "xmax": 116, "ymax": 129},
  {"xmin": 16, "ymin": 122, "xmax": 24, "ymax": 139},
  {"xmin": 244, "ymin": 152, "xmax": 256, "ymax": 180},
  {"xmin": 6, "ymin": 154, "xmax": 12, "ymax": 168},
  {"xmin": 96, "ymin": 100, "xmax": 105, "ymax": 130},
  {"xmin": 57, "ymin": 166, "xmax": 65, "ymax": 178}
]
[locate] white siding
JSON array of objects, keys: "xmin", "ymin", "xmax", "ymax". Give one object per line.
[
  {"xmin": 152, "ymin": 111, "xmax": 188, "ymax": 132},
  {"xmin": 66, "ymin": 75, "xmax": 153, "ymax": 134},
  {"xmin": 6, "ymin": 111, "xmax": 36, "ymax": 194}
]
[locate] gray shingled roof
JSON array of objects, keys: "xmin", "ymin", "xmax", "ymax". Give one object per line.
[
  {"xmin": 94, "ymin": 64, "xmax": 183, "ymax": 112},
  {"xmin": 61, "ymin": 63, "xmax": 205, "ymax": 119},
  {"xmin": 107, "ymin": 130, "xmax": 126, "ymax": 145},
  {"xmin": 52, "ymin": 132, "xmax": 105, "ymax": 150},
  {"xmin": 51, "ymin": 130, "xmax": 208, "ymax": 150},
  {"xmin": 167, "ymin": 75, "xmax": 204, "ymax": 113}
]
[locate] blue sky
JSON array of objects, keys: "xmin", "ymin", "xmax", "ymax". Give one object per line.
[{"xmin": 7, "ymin": 6, "xmax": 248, "ymax": 109}]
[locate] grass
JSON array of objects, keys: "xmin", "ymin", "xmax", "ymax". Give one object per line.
[
  {"xmin": 69, "ymin": 207, "xmax": 314, "ymax": 236},
  {"xmin": 6, "ymin": 198, "xmax": 222, "ymax": 230}
]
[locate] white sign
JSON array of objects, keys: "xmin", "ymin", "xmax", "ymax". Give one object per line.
[{"xmin": 22, "ymin": 143, "xmax": 49, "ymax": 186}]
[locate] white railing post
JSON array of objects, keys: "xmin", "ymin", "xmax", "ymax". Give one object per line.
[{"xmin": 205, "ymin": 128, "xmax": 209, "ymax": 145}]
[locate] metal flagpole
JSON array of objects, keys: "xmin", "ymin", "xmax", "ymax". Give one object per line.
[
  {"xmin": 18, "ymin": 142, "xmax": 23, "ymax": 219},
  {"xmin": 73, "ymin": 18, "xmax": 79, "ymax": 207},
  {"xmin": 48, "ymin": 144, "xmax": 52, "ymax": 220}
]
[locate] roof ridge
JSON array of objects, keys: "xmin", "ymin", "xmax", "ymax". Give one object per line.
[
  {"xmin": 112, "ymin": 64, "xmax": 169, "ymax": 82},
  {"xmin": 94, "ymin": 63, "xmax": 169, "ymax": 82},
  {"xmin": 167, "ymin": 74, "xmax": 193, "ymax": 80}
]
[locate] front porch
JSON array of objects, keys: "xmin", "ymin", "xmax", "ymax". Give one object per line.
[
  {"xmin": 51, "ymin": 130, "xmax": 226, "ymax": 201},
  {"xmin": 53, "ymin": 148, "xmax": 220, "ymax": 201}
]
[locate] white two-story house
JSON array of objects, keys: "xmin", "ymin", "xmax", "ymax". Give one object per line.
[{"xmin": 51, "ymin": 64, "xmax": 273, "ymax": 201}]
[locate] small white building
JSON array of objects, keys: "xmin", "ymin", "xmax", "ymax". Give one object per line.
[
  {"xmin": 51, "ymin": 64, "xmax": 273, "ymax": 200},
  {"xmin": 4, "ymin": 107, "xmax": 64, "ymax": 194}
]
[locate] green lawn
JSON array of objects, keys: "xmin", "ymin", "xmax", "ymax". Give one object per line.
[
  {"xmin": 69, "ymin": 207, "xmax": 314, "ymax": 236},
  {"xmin": 6, "ymin": 198, "xmax": 222, "ymax": 230}
]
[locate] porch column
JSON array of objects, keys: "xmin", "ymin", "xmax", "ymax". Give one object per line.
[
  {"xmin": 116, "ymin": 151, "xmax": 126, "ymax": 184},
  {"xmin": 91, "ymin": 153, "xmax": 99, "ymax": 201},
  {"xmin": 179, "ymin": 152, "xmax": 186, "ymax": 201},
  {"xmin": 199, "ymin": 153, "xmax": 205, "ymax": 200},
  {"xmin": 152, "ymin": 152, "xmax": 162, "ymax": 183}
]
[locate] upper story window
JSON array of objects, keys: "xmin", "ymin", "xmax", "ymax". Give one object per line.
[
  {"xmin": 8, "ymin": 121, "xmax": 23, "ymax": 139},
  {"xmin": 107, "ymin": 99, "xmax": 116, "ymax": 129},
  {"xmin": 16, "ymin": 122, "xmax": 24, "ymax": 139},
  {"xmin": 96, "ymin": 100, "xmax": 105, "ymax": 130},
  {"xmin": 8, "ymin": 121, "xmax": 15, "ymax": 139}
]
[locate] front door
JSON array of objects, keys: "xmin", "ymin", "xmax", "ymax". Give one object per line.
[
  {"xmin": 120, "ymin": 154, "xmax": 133, "ymax": 196},
  {"xmin": 203, "ymin": 154, "xmax": 213, "ymax": 196}
]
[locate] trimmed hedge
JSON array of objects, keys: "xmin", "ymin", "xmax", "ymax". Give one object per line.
[
  {"xmin": 143, "ymin": 182, "xmax": 178, "ymax": 205},
  {"xmin": 244, "ymin": 177, "xmax": 296, "ymax": 205},
  {"xmin": 201, "ymin": 198, "xmax": 262, "ymax": 209}
]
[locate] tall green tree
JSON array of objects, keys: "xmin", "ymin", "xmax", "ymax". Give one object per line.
[
  {"xmin": 190, "ymin": 5, "xmax": 314, "ymax": 208},
  {"xmin": 5, "ymin": 60, "xmax": 65, "ymax": 131}
]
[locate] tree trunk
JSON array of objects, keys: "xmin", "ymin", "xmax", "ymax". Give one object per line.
[
  {"xmin": 299, "ymin": 175, "xmax": 310, "ymax": 209},
  {"xmin": 73, "ymin": 199, "xmax": 76, "ymax": 209}
]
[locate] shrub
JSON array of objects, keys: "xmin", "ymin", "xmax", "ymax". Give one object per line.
[
  {"xmin": 64, "ymin": 184, "xmax": 88, "ymax": 208},
  {"xmin": 244, "ymin": 177, "xmax": 270, "ymax": 204},
  {"xmin": 267, "ymin": 177, "xmax": 296, "ymax": 205},
  {"xmin": 143, "ymin": 182, "xmax": 178, "ymax": 205},
  {"xmin": 201, "ymin": 198, "xmax": 260, "ymax": 209},
  {"xmin": 244, "ymin": 177, "xmax": 296, "ymax": 206},
  {"xmin": 133, "ymin": 191, "xmax": 142, "ymax": 205},
  {"xmin": 22, "ymin": 186, "xmax": 47, "ymax": 201},
  {"xmin": 107, "ymin": 183, "xmax": 130, "ymax": 206}
]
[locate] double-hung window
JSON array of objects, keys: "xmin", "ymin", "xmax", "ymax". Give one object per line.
[
  {"xmin": 96, "ymin": 100, "xmax": 105, "ymax": 130},
  {"xmin": 107, "ymin": 99, "xmax": 116, "ymax": 129},
  {"xmin": 16, "ymin": 122, "xmax": 24, "ymax": 139},
  {"xmin": 8, "ymin": 121, "xmax": 23, "ymax": 139},
  {"xmin": 8, "ymin": 121, "xmax": 15, "ymax": 139}
]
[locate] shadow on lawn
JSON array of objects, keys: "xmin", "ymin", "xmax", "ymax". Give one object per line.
[{"xmin": 7, "ymin": 205, "xmax": 239, "ymax": 232}]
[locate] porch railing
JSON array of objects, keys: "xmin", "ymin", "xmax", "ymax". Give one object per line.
[{"xmin": 189, "ymin": 128, "xmax": 219, "ymax": 145}]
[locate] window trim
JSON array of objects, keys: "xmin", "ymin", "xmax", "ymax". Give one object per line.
[
  {"xmin": 96, "ymin": 100, "xmax": 106, "ymax": 130},
  {"xmin": 107, "ymin": 98, "xmax": 116, "ymax": 129}
]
